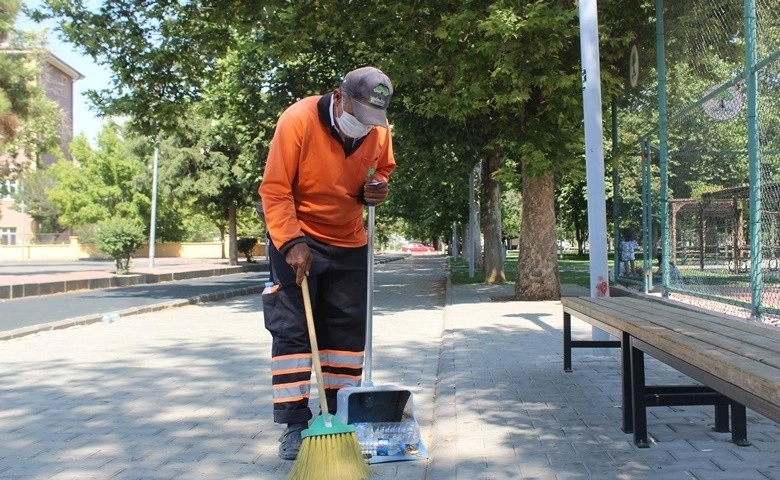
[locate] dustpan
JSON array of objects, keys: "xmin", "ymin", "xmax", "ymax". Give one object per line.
[{"xmin": 336, "ymin": 203, "xmax": 428, "ymax": 464}]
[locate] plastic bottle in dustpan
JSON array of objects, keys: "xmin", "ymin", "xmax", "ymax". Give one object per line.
[{"xmin": 335, "ymin": 201, "xmax": 428, "ymax": 464}]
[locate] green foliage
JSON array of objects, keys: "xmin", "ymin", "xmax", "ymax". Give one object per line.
[
  {"xmin": 179, "ymin": 210, "xmax": 220, "ymax": 242},
  {"xmin": 10, "ymin": 167, "xmax": 64, "ymax": 233},
  {"xmin": 1, "ymin": 0, "xmax": 30, "ymax": 142},
  {"xmin": 47, "ymin": 126, "xmax": 149, "ymax": 229},
  {"xmin": 1, "ymin": 24, "xmax": 61, "ymax": 162},
  {"xmin": 159, "ymin": 112, "xmax": 257, "ymax": 243},
  {"xmin": 451, "ymin": 251, "xmax": 590, "ymax": 288},
  {"xmin": 236, "ymin": 237, "xmax": 258, "ymax": 263},
  {"xmin": 557, "ymin": 180, "xmax": 588, "ymax": 253},
  {"xmin": 30, "ymin": 0, "xmax": 654, "ymax": 284},
  {"xmin": 27, "ymin": 1, "xmax": 241, "ymax": 136},
  {"xmin": 501, "ymin": 189, "xmax": 522, "ymax": 241},
  {"xmin": 96, "ymin": 217, "xmax": 146, "ymax": 274}
]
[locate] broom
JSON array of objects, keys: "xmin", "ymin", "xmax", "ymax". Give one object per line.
[{"xmin": 286, "ymin": 277, "xmax": 372, "ymax": 480}]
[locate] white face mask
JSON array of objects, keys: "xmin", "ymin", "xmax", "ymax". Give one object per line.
[{"xmin": 337, "ymin": 98, "xmax": 372, "ymax": 139}]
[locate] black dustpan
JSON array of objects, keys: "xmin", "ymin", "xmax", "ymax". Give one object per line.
[{"xmin": 335, "ymin": 204, "xmax": 428, "ymax": 464}]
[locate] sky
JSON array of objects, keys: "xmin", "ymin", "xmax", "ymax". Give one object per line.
[{"xmin": 16, "ymin": 2, "xmax": 111, "ymax": 144}]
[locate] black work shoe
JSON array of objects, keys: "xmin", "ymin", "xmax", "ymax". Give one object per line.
[{"xmin": 278, "ymin": 422, "xmax": 307, "ymax": 460}]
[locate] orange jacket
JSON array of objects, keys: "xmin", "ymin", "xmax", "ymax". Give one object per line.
[{"xmin": 259, "ymin": 93, "xmax": 396, "ymax": 251}]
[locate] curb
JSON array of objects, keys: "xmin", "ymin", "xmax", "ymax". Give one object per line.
[
  {"xmin": 0, "ymin": 255, "xmax": 410, "ymax": 341},
  {"xmin": 0, "ymin": 283, "xmax": 264, "ymax": 341},
  {"xmin": 0, "ymin": 263, "xmax": 268, "ymax": 301},
  {"xmin": 426, "ymin": 271, "xmax": 458, "ymax": 480}
]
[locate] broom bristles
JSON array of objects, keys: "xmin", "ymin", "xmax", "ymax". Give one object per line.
[{"xmin": 286, "ymin": 431, "xmax": 371, "ymax": 480}]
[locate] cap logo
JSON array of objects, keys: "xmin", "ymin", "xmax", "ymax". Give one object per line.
[
  {"xmin": 368, "ymin": 84, "xmax": 390, "ymax": 108},
  {"xmin": 373, "ymin": 84, "xmax": 390, "ymax": 96}
]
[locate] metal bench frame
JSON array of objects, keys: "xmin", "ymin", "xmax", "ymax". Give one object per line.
[{"xmin": 561, "ymin": 297, "xmax": 767, "ymax": 448}]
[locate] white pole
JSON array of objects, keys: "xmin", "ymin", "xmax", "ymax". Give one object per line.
[
  {"xmin": 148, "ymin": 145, "xmax": 159, "ymax": 268},
  {"xmin": 19, "ymin": 179, "xmax": 25, "ymax": 259},
  {"xmin": 579, "ymin": 0, "xmax": 611, "ymax": 346},
  {"xmin": 468, "ymin": 169, "xmax": 475, "ymax": 278},
  {"xmin": 452, "ymin": 221, "xmax": 457, "ymax": 259}
]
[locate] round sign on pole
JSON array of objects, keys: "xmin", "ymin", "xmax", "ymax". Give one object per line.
[
  {"xmin": 702, "ymin": 84, "xmax": 743, "ymax": 121},
  {"xmin": 629, "ymin": 45, "xmax": 639, "ymax": 88}
]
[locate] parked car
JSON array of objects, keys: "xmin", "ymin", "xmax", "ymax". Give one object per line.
[{"xmin": 401, "ymin": 242, "xmax": 436, "ymax": 253}]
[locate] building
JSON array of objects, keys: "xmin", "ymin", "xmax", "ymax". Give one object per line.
[
  {"xmin": 39, "ymin": 52, "xmax": 84, "ymax": 165},
  {"xmin": 0, "ymin": 50, "xmax": 83, "ymax": 247}
]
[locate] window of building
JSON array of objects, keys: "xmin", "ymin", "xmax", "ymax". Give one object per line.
[
  {"xmin": 2, "ymin": 179, "xmax": 18, "ymax": 200},
  {"xmin": 0, "ymin": 227, "xmax": 17, "ymax": 245},
  {"xmin": 60, "ymin": 73, "xmax": 70, "ymax": 98}
]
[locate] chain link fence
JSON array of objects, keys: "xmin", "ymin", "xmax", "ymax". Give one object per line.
[{"xmin": 616, "ymin": 0, "xmax": 780, "ymax": 320}]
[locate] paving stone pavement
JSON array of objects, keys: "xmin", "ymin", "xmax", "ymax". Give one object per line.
[{"xmin": 0, "ymin": 256, "xmax": 778, "ymax": 479}]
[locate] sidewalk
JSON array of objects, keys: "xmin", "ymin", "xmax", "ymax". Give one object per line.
[
  {"xmin": 0, "ymin": 257, "xmax": 268, "ymax": 300},
  {"xmin": 0, "ymin": 256, "xmax": 778, "ymax": 479}
]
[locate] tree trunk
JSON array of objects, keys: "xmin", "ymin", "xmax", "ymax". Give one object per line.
[
  {"xmin": 482, "ymin": 150, "xmax": 505, "ymax": 283},
  {"xmin": 228, "ymin": 204, "xmax": 238, "ymax": 265},
  {"xmin": 515, "ymin": 165, "xmax": 560, "ymax": 300},
  {"xmin": 219, "ymin": 225, "xmax": 227, "ymax": 259},
  {"xmin": 465, "ymin": 166, "xmax": 482, "ymax": 270}
]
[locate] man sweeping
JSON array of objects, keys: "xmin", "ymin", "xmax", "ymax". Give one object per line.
[{"xmin": 258, "ymin": 66, "xmax": 396, "ymax": 461}]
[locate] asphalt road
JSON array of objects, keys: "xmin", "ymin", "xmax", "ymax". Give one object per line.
[{"xmin": 0, "ymin": 271, "xmax": 269, "ymax": 332}]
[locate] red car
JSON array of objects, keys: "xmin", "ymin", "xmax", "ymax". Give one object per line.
[{"xmin": 401, "ymin": 242, "xmax": 436, "ymax": 253}]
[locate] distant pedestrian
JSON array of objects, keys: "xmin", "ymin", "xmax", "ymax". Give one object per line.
[{"xmin": 620, "ymin": 235, "xmax": 639, "ymax": 276}]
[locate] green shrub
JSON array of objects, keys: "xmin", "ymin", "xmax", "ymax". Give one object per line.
[
  {"xmin": 237, "ymin": 237, "xmax": 258, "ymax": 263},
  {"xmin": 96, "ymin": 218, "xmax": 146, "ymax": 274}
]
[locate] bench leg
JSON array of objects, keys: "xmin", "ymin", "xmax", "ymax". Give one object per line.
[
  {"xmin": 621, "ymin": 331, "xmax": 633, "ymax": 434},
  {"xmin": 730, "ymin": 402, "xmax": 751, "ymax": 446},
  {"xmin": 563, "ymin": 311, "xmax": 572, "ymax": 372},
  {"xmin": 630, "ymin": 342, "xmax": 650, "ymax": 448},
  {"xmin": 714, "ymin": 400, "xmax": 729, "ymax": 433}
]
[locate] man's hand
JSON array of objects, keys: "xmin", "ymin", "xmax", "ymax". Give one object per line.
[
  {"xmin": 285, "ymin": 242, "xmax": 312, "ymax": 286},
  {"xmin": 364, "ymin": 178, "xmax": 389, "ymax": 206}
]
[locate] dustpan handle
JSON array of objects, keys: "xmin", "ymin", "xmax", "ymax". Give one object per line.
[
  {"xmin": 301, "ymin": 277, "xmax": 330, "ymax": 415},
  {"xmin": 364, "ymin": 205, "xmax": 375, "ymax": 387}
]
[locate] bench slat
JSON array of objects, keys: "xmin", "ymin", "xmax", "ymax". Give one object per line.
[
  {"xmin": 586, "ymin": 300, "xmax": 780, "ymax": 367},
  {"xmin": 564, "ymin": 297, "xmax": 779, "ymax": 359},
  {"xmin": 617, "ymin": 297, "xmax": 780, "ymax": 354}
]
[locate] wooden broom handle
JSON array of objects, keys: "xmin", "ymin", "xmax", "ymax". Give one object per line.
[{"xmin": 301, "ymin": 277, "xmax": 330, "ymax": 415}]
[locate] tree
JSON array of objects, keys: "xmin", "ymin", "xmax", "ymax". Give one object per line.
[
  {"xmin": 33, "ymin": 0, "xmax": 654, "ymax": 298},
  {"xmin": 157, "ymin": 110, "xmax": 258, "ymax": 264},
  {"xmin": 558, "ymin": 179, "xmax": 589, "ymax": 255},
  {"xmin": 1, "ymin": 0, "xmax": 28, "ymax": 145},
  {"xmin": 481, "ymin": 150, "xmax": 505, "ymax": 283},
  {"xmin": 501, "ymin": 188, "xmax": 522, "ymax": 247},
  {"xmin": 47, "ymin": 126, "xmax": 148, "ymax": 230},
  {"xmin": 96, "ymin": 217, "xmax": 145, "ymax": 274},
  {"xmin": 2, "ymin": 2, "xmax": 60, "ymax": 186},
  {"xmin": 11, "ymin": 166, "xmax": 64, "ymax": 235}
]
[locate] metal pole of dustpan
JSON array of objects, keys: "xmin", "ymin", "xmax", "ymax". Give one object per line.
[{"xmin": 364, "ymin": 204, "xmax": 375, "ymax": 388}]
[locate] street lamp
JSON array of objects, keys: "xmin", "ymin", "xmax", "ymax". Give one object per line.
[
  {"xmin": 19, "ymin": 178, "xmax": 25, "ymax": 259},
  {"xmin": 468, "ymin": 163, "xmax": 481, "ymax": 278},
  {"xmin": 148, "ymin": 145, "xmax": 159, "ymax": 268}
]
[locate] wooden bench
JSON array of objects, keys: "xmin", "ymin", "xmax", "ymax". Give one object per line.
[{"xmin": 562, "ymin": 295, "xmax": 780, "ymax": 447}]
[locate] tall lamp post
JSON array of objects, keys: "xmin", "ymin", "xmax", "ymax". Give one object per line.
[
  {"xmin": 148, "ymin": 145, "xmax": 159, "ymax": 268},
  {"xmin": 580, "ymin": 0, "xmax": 611, "ymax": 350},
  {"xmin": 19, "ymin": 177, "xmax": 25, "ymax": 259}
]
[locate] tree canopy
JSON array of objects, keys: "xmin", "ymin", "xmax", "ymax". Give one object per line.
[
  {"xmin": 29, "ymin": 0, "xmax": 656, "ymax": 295},
  {"xmin": 1, "ymin": 0, "xmax": 60, "ymax": 171}
]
